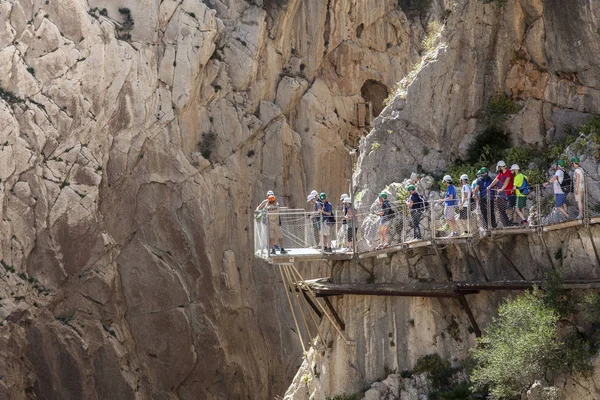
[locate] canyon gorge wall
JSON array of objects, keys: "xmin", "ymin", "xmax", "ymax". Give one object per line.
[{"xmin": 0, "ymin": 0, "xmax": 437, "ymax": 398}]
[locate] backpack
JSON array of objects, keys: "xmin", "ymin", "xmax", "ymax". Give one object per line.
[
  {"xmin": 414, "ymin": 193, "xmax": 428, "ymax": 209},
  {"xmin": 383, "ymin": 200, "xmax": 396, "ymax": 218},
  {"xmin": 560, "ymin": 171, "xmax": 573, "ymax": 193},
  {"xmin": 517, "ymin": 175, "xmax": 530, "ymax": 195}
]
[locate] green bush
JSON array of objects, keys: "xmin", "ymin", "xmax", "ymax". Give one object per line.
[
  {"xmin": 471, "ymin": 286, "xmax": 596, "ymax": 399},
  {"xmin": 482, "ymin": 94, "xmax": 521, "ymax": 129},
  {"xmin": 471, "ymin": 290, "xmax": 563, "ymax": 399},
  {"xmin": 398, "ymin": 0, "xmax": 433, "ymax": 17},
  {"xmin": 413, "ymin": 353, "xmax": 454, "ymax": 391},
  {"xmin": 466, "ymin": 126, "xmax": 510, "ymax": 164}
]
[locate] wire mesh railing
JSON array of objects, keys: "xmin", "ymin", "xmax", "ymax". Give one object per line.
[{"xmin": 253, "ymin": 173, "xmax": 600, "ymax": 260}]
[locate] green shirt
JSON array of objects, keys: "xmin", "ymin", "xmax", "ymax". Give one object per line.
[{"xmin": 513, "ymin": 173, "xmax": 527, "ymax": 197}]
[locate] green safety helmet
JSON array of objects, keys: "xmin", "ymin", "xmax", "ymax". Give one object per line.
[
  {"xmin": 407, "ymin": 184, "xmax": 416, "ymax": 191},
  {"xmin": 379, "ymin": 192, "xmax": 387, "ymax": 199},
  {"xmin": 479, "ymin": 167, "xmax": 488, "ymax": 174},
  {"xmin": 571, "ymin": 156, "xmax": 580, "ymax": 164},
  {"xmin": 557, "ymin": 159, "xmax": 565, "ymax": 167},
  {"xmin": 319, "ymin": 192, "xmax": 327, "ymax": 200}
]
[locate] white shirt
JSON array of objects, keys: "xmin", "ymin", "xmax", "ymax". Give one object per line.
[
  {"xmin": 574, "ymin": 167, "xmax": 584, "ymax": 192},
  {"xmin": 461, "ymin": 183, "xmax": 472, "ymax": 204},
  {"xmin": 552, "ymin": 169, "xmax": 564, "ymax": 194}
]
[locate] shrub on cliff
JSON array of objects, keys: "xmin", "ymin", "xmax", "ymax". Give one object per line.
[{"xmin": 471, "ymin": 286, "xmax": 598, "ymax": 399}]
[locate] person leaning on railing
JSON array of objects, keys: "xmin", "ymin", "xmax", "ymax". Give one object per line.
[
  {"xmin": 256, "ymin": 191, "xmax": 287, "ymax": 255},
  {"xmin": 473, "ymin": 167, "xmax": 497, "ymax": 229},
  {"xmin": 406, "ymin": 185, "xmax": 424, "ymax": 240},
  {"xmin": 306, "ymin": 191, "xmax": 322, "ymax": 248},
  {"xmin": 572, "ymin": 157, "xmax": 585, "ymax": 220},
  {"xmin": 543, "ymin": 160, "xmax": 570, "ymax": 221},
  {"xmin": 342, "ymin": 196, "xmax": 356, "ymax": 251},
  {"xmin": 488, "ymin": 160, "xmax": 513, "ymax": 227}
]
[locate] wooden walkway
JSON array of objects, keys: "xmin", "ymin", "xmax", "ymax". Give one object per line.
[
  {"xmin": 258, "ymin": 219, "xmax": 599, "ymax": 264},
  {"xmin": 301, "ymin": 278, "xmax": 600, "ymax": 298}
]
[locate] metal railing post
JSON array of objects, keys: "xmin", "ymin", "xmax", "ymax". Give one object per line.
[
  {"xmin": 402, "ymin": 204, "xmax": 407, "ymax": 244},
  {"xmin": 535, "ymin": 184, "xmax": 541, "ymax": 228},
  {"xmin": 486, "ymin": 192, "xmax": 492, "ymax": 233},
  {"xmin": 430, "ymin": 203, "xmax": 435, "ymax": 242},
  {"xmin": 320, "ymin": 212, "xmax": 324, "ymax": 251},
  {"xmin": 584, "ymin": 173, "xmax": 589, "ymax": 225},
  {"xmin": 352, "ymin": 205, "xmax": 357, "ymax": 257},
  {"xmin": 304, "ymin": 211, "xmax": 309, "ymax": 247},
  {"xmin": 265, "ymin": 209, "xmax": 271, "ymax": 256}
]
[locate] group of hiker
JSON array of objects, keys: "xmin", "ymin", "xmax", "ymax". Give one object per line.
[
  {"xmin": 375, "ymin": 157, "xmax": 586, "ymax": 248},
  {"xmin": 305, "ymin": 190, "xmax": 356, "ymax": 253},
  {"xmin": 257, "ymin": 157, "xmax": 586, "ymax": 255}
]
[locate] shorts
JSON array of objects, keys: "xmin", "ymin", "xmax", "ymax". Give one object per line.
[
  {"xmin": 575, "ymin": 188, "xmax": 584, "ymax": 203},
  {"xmin": 555, "ymin": 193, "xmax": 567, "ymax": 207},
  {"xmin": 380, "ymin": 219, "xmax": 391, "ymax": 227},
  {"xmin": 322, "ymin": 223, "xmax": 333, "ymax": 236},
  {"xmin": 269, "ymin": 225, "xmax": 283, "ymax": 240},
  {"xmin": 516, "ymin": 195, "xmax": 526, "ymax": 209},
  {"xmin": 508, "ymin": 195, "xmax": 516, "ymax": 208},
  {"xmin": 347, "ymin": 224, "xmax": 354, "ymax": 242},
  {"xmin": 444, "ymin": 205, "xmax": 456, "ymax": 220},
  {"xmin": 459, "ymin": 206, "xmax": 468, "ymax": 220}
]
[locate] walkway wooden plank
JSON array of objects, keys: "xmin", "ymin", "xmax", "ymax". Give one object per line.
[
  {"xmin": 301, "ymin": 278, "xmax": 600, "ymax": 298},
  {"xmin": 543, "ymin": 220, "xmax": 583, "ymax": 231},
  {"xmin": 491, "ymin": 227, "xmax": 536, "ymax": 236}
]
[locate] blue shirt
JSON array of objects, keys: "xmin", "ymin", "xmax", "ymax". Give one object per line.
[
  {"xmin": 445, "ymin": 185, "xmax": 458, "ymax": 206},
  {"xmin": 323, "ymin": 201, "xmax": 334, "ymax": 224},
  {"xmin": 476, "ymin": 176, "xmax": 493, "ymax": 198}
]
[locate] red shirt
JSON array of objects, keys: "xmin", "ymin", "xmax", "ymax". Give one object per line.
[{"xmin": 497, "ymin": 169, "xmax": 514, "ymax": 195}]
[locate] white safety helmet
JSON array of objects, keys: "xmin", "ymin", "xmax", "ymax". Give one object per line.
[
  {"xmin": 460, "ymin": 174, "xmax": 468, "ymax": 181},
  {"xmin": 340, "ymin": 193, "xmax": 348, "ymax": 201},
  {"xmin": 510, "ymin": 164, "xmax": 520, "ymax": 171},
  {"xmin": 442, "ymin": 175, "xmax": 452, "ymax": 182},
  {"xmin": 267, "ymin": 190, "xmax": 274, "ymax": 196},
  {"xmin": 306, "ymin": 194, "xmax": 316, "ymax": 202},
  {"xmin": 343, "ymin": 197, "xmax": 351, "ymax": 204},
  {"xmin": 497, "ymin": 160, "xmax": 507, "ymax": 168},
  {"xmin": 309, "ymin": 190, "xmax": 318, "ymax": 197}
]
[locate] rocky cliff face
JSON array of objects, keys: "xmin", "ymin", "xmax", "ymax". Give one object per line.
[
  {"xmin": 0, "ymin": 0, "xmax": 442, "ymax": 398},
  {"xmin": 285, "ymin": 0, "xmax": 600, "ymax": 399},
  {"xmin": 356, "ymin": 0, "xmax": 600, "ymax": 202}
]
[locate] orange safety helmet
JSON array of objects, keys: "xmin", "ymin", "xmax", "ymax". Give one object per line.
[{"xmin": 268, "ymin": 195, "xmax": 276, "ymax": 203}]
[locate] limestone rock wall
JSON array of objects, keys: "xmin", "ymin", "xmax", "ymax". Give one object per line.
[
  {"xmin": 0, "ymin": 0, "xmax": 430, "ymax": 398},
  {"xmin": 356, "ymin": 0, "xmax": 600, "ymax": 203}
]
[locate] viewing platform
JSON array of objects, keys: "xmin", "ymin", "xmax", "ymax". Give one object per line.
[{"xmin": 254, "ymin": 174, "xmax": 600, "ymax": 264}]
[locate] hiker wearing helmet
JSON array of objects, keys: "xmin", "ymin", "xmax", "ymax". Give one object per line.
[
  {"xmin": 376, "ymin": 192, "xmax": 393, "ymax": 249},
  {"xmin": 319, "ymin": 193, "xmax": 334, "ymax": 252},
  {"xmin": 458, "ymin": 174, "xmax": 473, "ymax": 235},
  {"xmin": 510, "ymin": 164, "xmax": 529, "ymax": 225},
  {"xmin": 256, "ymin": 190, "xmax": 276, "ymax": 211},
  {"xmin": 473, "ymin": 167, "xmax": 496, "ymax": 229},
  {"xmin": 406, "ymin": 184, "xmax": 425, "ymax": 240},
  {"xmin": 442, "ymin": 175, "xmax": 459, "ymax": 236},
  {"xmin": 543, "ymin": 160, "xmax": 569, "ymax": 220},
  {"xmin": 306, "ymin": 191, "xmax": 323, "ymax": 247},
  {"xmin": 572, "ymin": 157, "xmax": 584, "ymax": 219},
  {"xmin": 488, "ymin": 160, "xmax": 513, "ymax": 227},
  {"xmin": 257, "ymin": 194, "xmax": 287, "ymax": 255},
  {"xmin": 342, "ymin": 197, "xmax": 356, "ymax": 251},
  {"xmin": 339, "ymin": 194, "xmax": 349, "ymax": 245}
]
